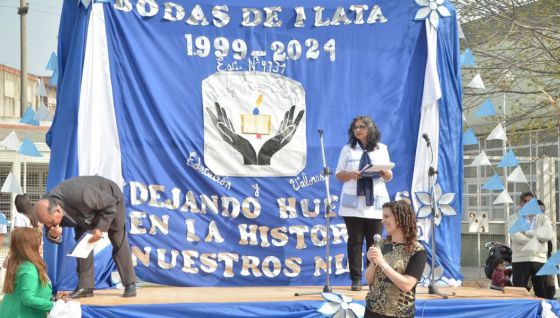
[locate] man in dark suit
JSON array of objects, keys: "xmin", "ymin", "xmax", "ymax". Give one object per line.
[{"xmin": 35, "ymin": 176, "xmax": 137, "ymax": 298}]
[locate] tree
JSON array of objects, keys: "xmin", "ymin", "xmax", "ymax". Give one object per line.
[{"xmin": 456, "ymin": 0, "xmax": 560, "ymax": 143}]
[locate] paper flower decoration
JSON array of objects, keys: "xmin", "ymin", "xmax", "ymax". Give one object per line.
[
  {"xmin": 416, "ymin": 217, "xmax": 431, "ymax": 242},
  {"xmin": 420, "ymin": 263, "xmax": 444, "ymax": 287},
  {"xmin": 541, "ymin": 300, "xmax": 557, "ymax": 318},
  {"xmin": 416, "ymin": 183, "xmax": 456, "ymax": 226},
  {"xmin": 317, "ymin": 292, "xmax": 365, "ymax": 318},
  {"xmin": 414, "ymin": 0, "xmax": 451, "ymax": 29}
]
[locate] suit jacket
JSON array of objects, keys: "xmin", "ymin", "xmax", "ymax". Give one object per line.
[
  {"xmin": 0, "ymin": 261, "xmax": 53, "ymax": 318},
  {"xmin": 46, "ymin": 176, "xmax": 123, "ymax": 244}
]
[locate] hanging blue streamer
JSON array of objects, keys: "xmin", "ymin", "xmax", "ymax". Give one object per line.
[
  {"xmin": 518, "ymin": 198, "xmax": 543, "ymax": 216},
  {"xmin": 18, "ymin": 138, "xmax": 43, "ymax": 157},
  {"xmin": 497, "ymin": 149, "xmax": 519, "ymax": 168},
  {"xmin": 463, "ymin": 128, "xmax": 478, "ymax": 145},
  {"xmin": 49, "ymin": 68, "xmax": 59, "ymax": 86},
  {"xmin": 549, "ymin": 251, "xmax": 560, "ymax": 264},
  {"xmin": 508, "ymin": 217, "xmax": 529, "ymax": 234},
  {"xmin": 474, "ymin": 98, "xmax": 497, "ymax": 117},
  {"xmin": 482, "ymin": 174, "xmax": 504, "ymax": 191},
  {"xmin": 536, "ymin": 263, "xmax": 560, "ymax": 276},
  {"xmin": 46, "ymin": 52, "xmax": 58, "ymax": 71},
  {"xmin": 19, "ymin": 106, "xmax": 40, "ymax": 126},
  {"xmin": 460, "ymin": 48, "xmax": 476, "ymax": 67}
]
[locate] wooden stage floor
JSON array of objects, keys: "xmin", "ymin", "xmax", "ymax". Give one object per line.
[{"xmin": 75, "ymin": 285, "xmax": 534, "ymax": 307}]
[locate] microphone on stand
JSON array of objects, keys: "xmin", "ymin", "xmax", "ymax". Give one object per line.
[
  {"xmin": 422, "ymin": 133, "xmax": 438, "ymax": 176},
  {"xmin": 422, "ymin": 133, "xmax": 431, "ymax": 146}
]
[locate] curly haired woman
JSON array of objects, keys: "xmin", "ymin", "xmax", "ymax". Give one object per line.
[{"xmin": 365, "ymin": 201, "xmax": 427, "ymax": 318}]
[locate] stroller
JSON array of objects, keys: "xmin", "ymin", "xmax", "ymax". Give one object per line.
[{"xmin": 483, "ymin": 242, "xmax": 512, "ymax": 281}]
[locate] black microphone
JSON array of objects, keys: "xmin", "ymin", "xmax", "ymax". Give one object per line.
[
  {"xmin": 318, "ymin": 129, "xmax": 324, "ymax": 138},
  {"xmin": 422, "ymin": 133, "xmax": 430, "ymax": 145},
  {"xmin": 373, "ymin": 234, "xmax": 382, "ymax": 249}
]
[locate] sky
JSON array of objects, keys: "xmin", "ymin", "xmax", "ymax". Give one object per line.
[{"xmin": 0, "ymin": 0, "xmax": 62, "ymax": 75}]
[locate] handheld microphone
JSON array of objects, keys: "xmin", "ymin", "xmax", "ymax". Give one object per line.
[
  {"xmin": 373, "ymin": 234, "xmax": 382, "ymax": 249},
  {"xmin": 422, "ymin": 133, "xmax": 430, "ymax": 144}
]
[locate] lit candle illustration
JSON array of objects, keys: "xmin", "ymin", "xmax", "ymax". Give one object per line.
[
  {"xmin": 254, "ymin": 95, "xmax": 263, "ymax": 138},
  {"xmin": 241, "ymin": 94, "xmax": 271, "ymax": 139}
]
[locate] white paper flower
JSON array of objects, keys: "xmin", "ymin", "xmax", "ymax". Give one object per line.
[
  {"xmin": 416, "ymin": 217, "xmax": 431, "ymax": 242},
  {"xmin": 317, "ymin": 292, "xmax": 365, "ymax": 318},
  {"xmin": 420, "ymin": 263, "xmax": 447, "ymax": 287},
  {"xmin": 414, "ymin": 0, "xmax": 451, "ymax": 29},
  {"xmin": 541, "ymin": 300, "xmax": 557, "ymax": 318},
  {"xmin": 415, "ymin": 183, "xmax": 456, "ymax": 226}
]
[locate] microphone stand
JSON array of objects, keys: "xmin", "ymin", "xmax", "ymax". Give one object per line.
[
  {"xmin": 424, "ymin": 136, "xmax": 454, "ymax": 298},
  {"xmin": 295, "ymin": 129, "xmax": 333, "ymax": 296}
]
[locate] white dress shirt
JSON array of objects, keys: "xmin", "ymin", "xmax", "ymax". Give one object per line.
[{"xmin": 336, "ymin": 143, "xmax": 392, "ymax": 219}]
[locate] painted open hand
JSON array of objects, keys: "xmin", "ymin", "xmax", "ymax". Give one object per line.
[
  {"xmin": 258, "ymin": 106, "xmax": 305, "ymax": 165},
  {"xmin": 207, "ymin": 102, "xmax": 258, "ymax": 165}
]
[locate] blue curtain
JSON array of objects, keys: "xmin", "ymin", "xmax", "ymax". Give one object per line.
[{"xmin": 46, "ymin": 0, "xmax": 463, "ymax": 289}]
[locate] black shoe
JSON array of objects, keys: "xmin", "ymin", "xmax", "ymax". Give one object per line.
[
  {"xmin": 123, "ymin": 283, "xmax": 137, "ymax": 297},
  {"xmin": 351, "ymin": 280, "xmax": 362, "ymax": 291},
  {"xmin": 69, "ymin": 288, "xmax": 93, "ymax": 298}
]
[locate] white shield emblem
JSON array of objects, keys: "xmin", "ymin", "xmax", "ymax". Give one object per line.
[{"xmin": 203, "ymin": 72, "xmax": 306, "ymax": 177}]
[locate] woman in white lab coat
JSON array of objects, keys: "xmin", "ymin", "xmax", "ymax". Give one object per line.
[{"xmin": 335, "ymin": 115, "xmax": 393, "ymax": 291}]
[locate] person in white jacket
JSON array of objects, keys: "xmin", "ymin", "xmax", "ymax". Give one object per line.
[
  {"xmin": 538, "ymin": 200, "xmax": 557, "ymax": 300},
  {"xmin": 336, "ymin": 115, "xmax": 393, "ymax": 291},
  {"xmin": 510, "ymin": 192, "xmax": 554, "ymax": 298}
]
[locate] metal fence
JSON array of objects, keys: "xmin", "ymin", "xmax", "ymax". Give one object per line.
[
  {"xmin": 0, "ymin": 156, "xmax": 49, "ymax": 292},
  {"xmin": 462, "ymin": 128, "xmax": 560, "ymax": 280}
]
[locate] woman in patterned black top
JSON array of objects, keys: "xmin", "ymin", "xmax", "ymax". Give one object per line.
[{"xmin": 364, "ymin": 201, "xmax": 427, "ymax": 318}]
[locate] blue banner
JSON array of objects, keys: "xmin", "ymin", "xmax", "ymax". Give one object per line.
[
  {"xmin": 81, "ymin": 299, "xmax": 560, "ymax": 318},
  {"xmin": 47, "ymin": 0, "xmax": 463, "ymax": 289}
]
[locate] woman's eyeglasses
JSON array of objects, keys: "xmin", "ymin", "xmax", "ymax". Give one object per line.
[{"xmin": 353, "ymin": 125, "xmax": 367, "ymax": 130}]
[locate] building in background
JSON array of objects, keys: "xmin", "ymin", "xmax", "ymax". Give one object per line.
[
  {"xmin": 456, "ymin": 0, "xmax": 560, "ymax": 283},
  {"xmin": 461, "ymin": 131, "xmax": 559, "ymax": 280},
  {"xmin": 0, "ymin": 64, "xmax": 53, "ymax": 221},
  {"xmin": 0, "ymin": 64, "xmax": 56, "ymax": 120}
]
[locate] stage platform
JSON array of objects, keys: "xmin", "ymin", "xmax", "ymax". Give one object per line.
[{"xmin": 76, "ymin": 285, "xmax": 560, "ymax": 318}]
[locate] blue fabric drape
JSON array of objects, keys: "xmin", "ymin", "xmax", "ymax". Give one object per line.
[
  {"xmin": 429, "ymin": 3, "xmax": 464, "ymax": 281},
  {"xmin": 47, "ymin": 0, "xmax": 463, "ymax": 288},
  {"xmin": 81, "ymin": 299, "xmax": 559, "ymax": 318},
  {"xmin": 44, "ymin": 0, "xmax": 114, "ymax": 291}
]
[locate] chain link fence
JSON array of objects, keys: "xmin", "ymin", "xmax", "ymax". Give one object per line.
[
  {"xmin": 462, "ymin": 128, "xmax": 560, "ymax": 281},
  {"xmin": 0, "ymin": 153, "xmax": 49, "ymax": 293}
]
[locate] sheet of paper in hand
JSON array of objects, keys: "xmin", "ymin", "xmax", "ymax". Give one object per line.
[
  {"xmin": 360, "ymin": 162, "xmax": 395, "ymax": 173},
  {"xmin": 67, "ymin": 232, "xmax": 110, "ymax": 259}
]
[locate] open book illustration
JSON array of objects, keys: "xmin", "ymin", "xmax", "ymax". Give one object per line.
[{"xmin": 241, "ymin": 114, "xmax": 271, "ymax": 135}]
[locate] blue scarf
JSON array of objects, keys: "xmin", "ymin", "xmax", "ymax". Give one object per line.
[{"xmin": 356, "ymin": 142, "xmax": 374, "ymax": 206}]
